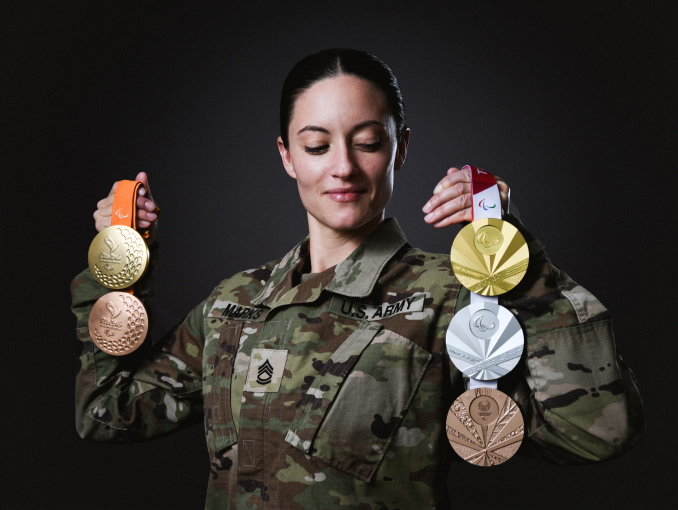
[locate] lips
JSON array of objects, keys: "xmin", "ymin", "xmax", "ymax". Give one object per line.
[{"xmin": 324, "ymin": 187, "xmax": 366, "ymax": 202}]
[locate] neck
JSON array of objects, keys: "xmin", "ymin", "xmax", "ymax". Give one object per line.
[{"xmin": 306, "ymin": 213, "xmax": 385, "ymax": 273}]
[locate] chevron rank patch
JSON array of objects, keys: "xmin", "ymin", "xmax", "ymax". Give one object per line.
[{"xmin": 244, "ymin": 349, "xmax": 288, "ymax": 393}]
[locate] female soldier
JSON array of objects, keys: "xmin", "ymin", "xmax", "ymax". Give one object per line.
[{"xmin": 72, "ymin": 48, "xmax": 644, "ymax": 509}]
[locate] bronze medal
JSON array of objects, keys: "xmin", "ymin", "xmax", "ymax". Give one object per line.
[
  {"xmin": 450, "ymin": 218, "xmax": 529, "ymax": 296},
  {"xmin": 88, "ymin": 291, "xmax": 148, "ymax": 355},
  {"xmin": 446, "ymin": 388, "xmax": 524, "ymax": 466},
  {"xmin": 88, "ymin": 225, "xmax": 149, "ymax": 290}
]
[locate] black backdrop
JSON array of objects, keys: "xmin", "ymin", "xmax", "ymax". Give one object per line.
[{"xmin": 3, "ymin": 2, "xmax": 676, "ymax": 509}]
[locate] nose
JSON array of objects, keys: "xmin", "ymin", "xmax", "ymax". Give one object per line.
[{"xmin": 331, "ymin": 142, "xmax": 359, "ymax": 179}]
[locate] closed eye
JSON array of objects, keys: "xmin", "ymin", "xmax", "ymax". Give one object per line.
[
  {"xmin": 304, "ymin": 145, "xmax": 329, "ymax": 154},
  {"xmin": 357, "ymin": 141, "xmax": 381, "ymax": 151}
]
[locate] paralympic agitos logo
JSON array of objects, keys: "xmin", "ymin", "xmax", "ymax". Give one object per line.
[{"xmin": 479, "ymin": 199, "xmax": 496, "ymax": 211}]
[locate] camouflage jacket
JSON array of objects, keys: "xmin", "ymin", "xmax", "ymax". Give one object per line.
[{"xmin": 71, "ymin": 217, "xmax": 644, "ymax": 510}]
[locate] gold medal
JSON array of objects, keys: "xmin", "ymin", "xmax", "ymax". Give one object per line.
[
  {"xmin": 446, "ymin": 388, "xmax": 524, "ymax": 466},
  {"xmin": 88, "ymin": 291, "xmax": 148, "ymax": 355},
  {"xmin": 88, "ymin": 225, "xmax": 149, "ymax": 290},
  {"xmin": 450, "ymin": 218, "xmax": 529, "ymax": 296}
]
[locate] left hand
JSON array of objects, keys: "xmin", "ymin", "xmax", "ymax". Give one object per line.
[{"xmin": 422, "ymin": 167, "xmax": 509, "ymax": 227}]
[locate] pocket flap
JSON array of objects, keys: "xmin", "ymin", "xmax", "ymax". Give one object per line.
[
  {"xmin": 286, "ymin": 321, "xmax": 383, "ymax": 453},
  {"xmin": 286, "ymin": 326, "xmax": 432, "ymax": 482},
  {"xmin": 313, "ymin": 329, "xmax": 432, "ymax": 481}
]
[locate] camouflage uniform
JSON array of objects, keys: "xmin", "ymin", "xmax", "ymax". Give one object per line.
[{"xmin": 71, "ymin": 217, "xmax": 644, "ymax": 509}]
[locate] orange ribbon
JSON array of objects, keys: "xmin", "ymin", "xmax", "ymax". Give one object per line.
[
  {"xmin": 111, "ymin": 180, "xmax": 150, "ymax": 238},
  {"xmin": 111, "ymin": 180, "xmax": 148, "ymax": 294}
]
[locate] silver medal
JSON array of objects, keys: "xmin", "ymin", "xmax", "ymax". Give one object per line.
[{"xmin": 446, "ymin": 302, "xmax": 524, "ymax": 381}]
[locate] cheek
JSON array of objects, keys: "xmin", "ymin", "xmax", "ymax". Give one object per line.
[{"xmin": 378, "ymin": 172, "xmax": 394, "ymax": 204}]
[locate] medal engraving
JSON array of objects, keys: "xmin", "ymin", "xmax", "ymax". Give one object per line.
[
  {"xmin": 88, "ymin": 291, "xmax": 148, "ymax": 355},
  {"xmin": 450, "ymin": 218, "xmax": 529, "ymax": 296},
  {"xmin": 469, "ymin": 309, "xmax": 498, "ymax": 340},
  {"xmin": 474, "ymin": 225, "xmax": 503, "ymax": 255},
  {"xmin": 446, "ymin": 388, "xmax": 524, "ymax": 466},
  {"xmin": 88, "ymin": 225, "xmax": 149, "ymax": 289}
]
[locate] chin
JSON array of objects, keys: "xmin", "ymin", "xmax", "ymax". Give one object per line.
[{"xmin": 319, "ymin": 209, "xmax": 378, "ymax": 232}]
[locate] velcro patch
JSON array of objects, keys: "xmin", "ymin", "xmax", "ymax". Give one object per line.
[
  {"xmin": 208, "ymin": 300, "xmax": 269, "ymax": 322},
  {"xmin": 330, "ymin": 293, "xmax": 425, "ymax": 321},
  {"xmin": 244, "ymin": 349, "xmax": 288, "ymax": 393}
]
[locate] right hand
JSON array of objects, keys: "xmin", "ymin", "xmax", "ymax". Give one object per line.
[{"xmin": 93, "ymin": 172, "xmax": 159, "ymax": 244}]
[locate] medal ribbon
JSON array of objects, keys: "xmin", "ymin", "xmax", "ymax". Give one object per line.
[
  {"xmin": 465, "ymin": 165, "xmax": 501, "ymax": 389},
  {"xmin": 111, "ymin": 180, "xmax": 148, "ymax": 236},
  {"xmin": 111, "ymin": 180, "xmax": 148, "ymax": 295}
]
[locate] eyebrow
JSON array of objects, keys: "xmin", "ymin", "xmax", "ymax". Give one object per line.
[{"xmin": 297, "ymin": 120, "xmax": 385, "ymax": 136}]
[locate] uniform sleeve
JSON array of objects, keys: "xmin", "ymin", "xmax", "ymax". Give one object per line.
[
  {"xmin": 456, "ymin": 215, "xmax": 645, "ymax": 464},
  {"xmin": 71, "ymin": 248, "xmax": 206, "ymax": 442}
]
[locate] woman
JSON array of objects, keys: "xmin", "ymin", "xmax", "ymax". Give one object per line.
[{"xmin": 73, "ymin": 49, "xmax": 644, "ymax": 509}]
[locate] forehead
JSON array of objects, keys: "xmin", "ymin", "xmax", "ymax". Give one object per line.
[{"xmin": 290, "ymin": 74, "xmax": 391, "ymax": 131}]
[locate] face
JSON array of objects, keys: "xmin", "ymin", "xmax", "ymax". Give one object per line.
[{"xmin": 278, "ymin": 74, "xmax": 409, "ymax": 235}]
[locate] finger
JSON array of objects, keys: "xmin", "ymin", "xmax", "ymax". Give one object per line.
[
  {"xmin": 493, "ymin": 175, "xmax": 510, "ymax": 214},
  {"xmin": 135, "ymin": 171, "xmax": 148, "ymax": 187},
  {"xmin": 94, "ymin": 213, "xmax": 112, "ymax": 232},
  {"xmin": 422, "ymin": 182, "xmax": 471, "ymax": 214},
  {"xmin": 433, "ymin": 167, "xmax": 470, "ymax": 194},
  {"xmin": 137, "ymin": 219, "xmax": 152, "ymax": 229},
  {"xmin": 494, "ymin": 176, "xmax": 509, "ymax": 193},
  {"xmin": 432, "ymin": 206, "xmax": 473, "ymax": 228},
  {"xmin": 424, "ymin": 191, "xmax": 472, "ymax": 224},
  {"xmin": 136, "ymin": 196, "xmax": 156, "ymax": 212},
  {"xmin": 135, "ymin": 172, "xmax": 155, "ymax": 201},
  {"xmin": 137, "ymin": 209, "xmax": 158, "ymax": 222},
  {"xmin": 431, "ymin": 167, "xmax": 460, "ymax": 194},
  {"xmin": 108, "ymin": 181, "xmax": 119, "ymax": 197},
  {"xmin": 97, "ymin": 194, "xmax": 115, "ymax": 213}
]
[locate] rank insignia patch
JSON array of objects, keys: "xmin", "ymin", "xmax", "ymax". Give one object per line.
[{"xmin": 244, "ymin": 349, "xmax": 288, "ymax": 393}]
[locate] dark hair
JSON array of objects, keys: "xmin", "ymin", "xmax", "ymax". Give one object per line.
[{"xmin": 280, "ymin": 48, "xmax": 407, "ymax": 148}]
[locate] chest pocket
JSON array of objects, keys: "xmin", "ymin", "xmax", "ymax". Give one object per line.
[
  {"xmin": 203, "ymin": 321, "xmax": 242, "ymax": 455},
  {"xmin": 285, "ymin": 322, "xmax": 432, "ymax": 482}
]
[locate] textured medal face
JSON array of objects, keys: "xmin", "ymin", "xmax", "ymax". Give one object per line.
[
  {"xmin": 450, "ymin": 218, "xmax": 529, "ymax": 296},
  {"xmin": 446, "ymin": 388, "xmax": 524, "ymax": 466},
  {"xmin": 446, "ymin": 302, "xmax": 524, "ymax": 380},
  {"xmin": 88, "ymin": 225, "xmax": 148, "ymax": 289},
  {"xmin": 88, "ymin": 291, "xmax": 147, "ymax": 355}
]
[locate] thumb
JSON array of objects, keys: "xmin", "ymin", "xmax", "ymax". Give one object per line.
[
  {"xmin": 135, "ymin": 171, "xmax": 149, "ymax": 187},
  {"xmin": 135, "ymin": 171, "xmax": 154, "ymax": 199}
]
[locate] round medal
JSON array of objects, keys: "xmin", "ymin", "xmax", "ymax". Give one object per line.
[
  {"xmin": 88, "ymin": 225, "xmax": 149, "ymax": 289},
  {"xmin": 446, "ymin": 388, "xmax": 524, "ymax": 466},
  {"xmin": 88, "ymin": 291, "xmax": 148, "ymax": 355},
  {"xmin": 446, "ymin": 302, "xmax": 524, "ymax": 381},
  {"xmin": 450, "ymin": 218, "xmax": 529, "ymax": 296}
]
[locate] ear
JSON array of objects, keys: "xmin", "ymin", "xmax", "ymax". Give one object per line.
[
  {"xmin": 278, "ymin": 136, "xmax": 297, "ymax": 179},
  {"xmin": 394, "ymin": 128, "xmax": 410, "ymax": 171}
]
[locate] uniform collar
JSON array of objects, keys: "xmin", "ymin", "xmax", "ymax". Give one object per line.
[{"xmin": 250, "ymin": 218, "xmax": 408, "ymax": 307}]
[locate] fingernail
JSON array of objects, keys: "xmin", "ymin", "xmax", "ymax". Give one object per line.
[
  {"xmin": 145, "ymin": 201, "xmax": 155, "ymax": 211},
  {"xmin": 433, "ymin": 184, "xmax": 442, "ymax": 194},
  {"xmin": 147, "ymin": 212, "xmax": 157, "ymax": 220},
  {"xmin": 422, "ymin": 201, "xmax": 432, "ymax": 213},
  {"xmin": 139, "ymin": 188, "xmax": 146, "ymax": 196},
  {"xmin": 424, "ymin": 212, "xmax": 434, "ymax": 222}
]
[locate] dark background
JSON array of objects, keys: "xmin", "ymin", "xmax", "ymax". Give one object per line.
[{"xmin": 3, "ymin": 1, "xmax": 676, "ymax": 509}]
